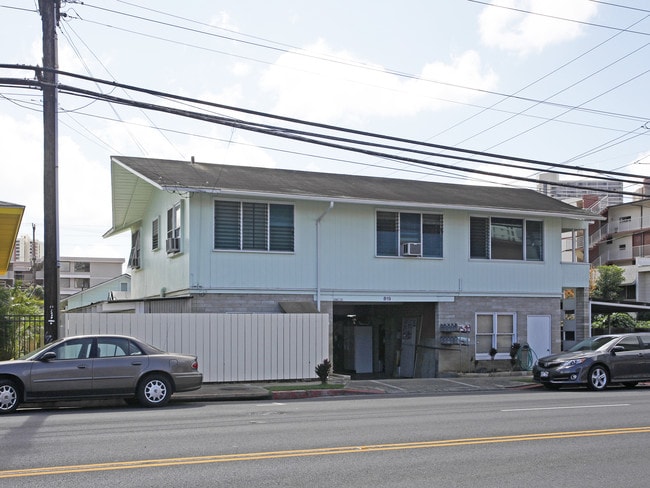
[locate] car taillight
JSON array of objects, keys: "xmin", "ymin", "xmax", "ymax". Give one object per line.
[{"xmin": 192, "ymin": 360, "xmax": 198, "ymax": 370}]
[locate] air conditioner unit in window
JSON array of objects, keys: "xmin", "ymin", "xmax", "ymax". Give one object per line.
[
  {"xmin": 402, "ymin": 242, "xmax": 422, "ymax": 256},
  {"xmin": 166, "ymin": 237, "xmax": 180, "ymax": 253}
]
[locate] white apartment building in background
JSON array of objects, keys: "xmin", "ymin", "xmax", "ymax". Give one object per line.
[
  {"xmin": 1, "ymin": 234, "xmax": 125, "ymax": 300},
  {"xmin": 13, "ymin": 234, "xmax": 43, "ymax": 263},
  {"xmin": 538, "ymin": 172, "xmax": 624, "ymax": 210}
]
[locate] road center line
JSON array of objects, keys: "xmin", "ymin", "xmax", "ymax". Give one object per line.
[
  {"xmin": 502, "ymin": 403, "xmax": 630, "ymax": 412},
  {"xmin": 2, "ymin": 426, "xmax": 649, "ymax": 479}
]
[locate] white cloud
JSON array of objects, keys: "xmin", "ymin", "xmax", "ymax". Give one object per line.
[
  {"xmin": 479, "ymin": 0, "xmax": 598, "ymax": 56},
  {"xmin": 0, "ymin": 114, "xmax": 44, "ymax": 227},
  {"xmin": 259, "ymin": 40, "xmax": 497, "ymax": 123}
]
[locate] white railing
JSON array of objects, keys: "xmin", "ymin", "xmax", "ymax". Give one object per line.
[
  {"xmin": 589, "ymin": 215, "xmax": 650, "ymax": 247},
  {"xmin": 591, "ymin": 243, "xmax": 650, "ymax": 267}
]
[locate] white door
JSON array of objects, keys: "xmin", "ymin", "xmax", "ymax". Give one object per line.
[
  {"xmin": 527, "ymin": 315, "xmax": 552, "ymax": 362},
  {"xmin": 354, "ymin": 326, "xmax": 373, "ymax": 374}
]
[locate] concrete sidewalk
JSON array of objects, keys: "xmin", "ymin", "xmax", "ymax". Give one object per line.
[{"xmin": 171, "ymin": 373, "xmax": 538, "ymax": 403}]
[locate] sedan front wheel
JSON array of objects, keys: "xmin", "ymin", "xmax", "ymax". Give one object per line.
[
  {"xmin": 0, "ymin": 380, "xmax": 20, "ymax": 414},
  {"xmin": 137, "ymin": 375, "xmax": 172, "ymax": 408},
  {"xmin": 587, "ymin": 365, "xmax": 609, "ymax": 391}
]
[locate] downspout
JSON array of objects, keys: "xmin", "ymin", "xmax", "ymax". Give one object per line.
[{"xmin": 316, "ymin": 202, "xmax": 334, "ymax": 312}]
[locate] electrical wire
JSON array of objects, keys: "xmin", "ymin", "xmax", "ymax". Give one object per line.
[{"xmin": 2, "ymin": 63, "xmax": 647, "ymax": 194}]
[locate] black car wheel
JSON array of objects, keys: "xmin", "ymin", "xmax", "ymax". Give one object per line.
[
  {"xmin": 0, "ymin": 380, "xmax": 20, "ymax": 414},
  {"xmin": 137, "ymin": 374, "xmax": 172, "ymax": 407},
  {"xmin": 587, "ymin": 365, "xmax": 609, "ymax": 391}
]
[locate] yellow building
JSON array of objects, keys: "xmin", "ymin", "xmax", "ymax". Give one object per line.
[{"xmin": 0, "ymin": 201, "xmax": 25, "ymax": 275}]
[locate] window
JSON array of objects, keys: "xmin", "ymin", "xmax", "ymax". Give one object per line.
[
  {"xmin": 51, "ymin": 338, "xmax": 93, "ymax": 360},
  {"xmin": 74, "ymin": 278, "xmax": 90, "ymax": 289},
  {"xmin": 152, "ymin": 217, "xmax": 160, "ymax": 251},
  {"xmin": 96, "ymin": 337, "xmax": 143, "ymax": 357},
  {"xmin": 74, "ymin": 261, "xmax": 90, "ymax": 272},
  {"xmin": 376, "ymin": 211, "xmax": 443, "ymax": 257},
  {"xmin": 128, "ymin": 229, "xmax": 141, "ymax": 269},
  {"xmin": 166, "ymin": 203, "xmax": 182, "ymax": 253},
  {"xmin": 470, "ymin": 217, "xmax": 543, "ymax": 261},
  {"xmin": 475, "ymin": 313, "xmax": 516, "ymax": 358},
  {"xmin": 214, "ymin": 200, "xmax": 294, "ymax": 252}
]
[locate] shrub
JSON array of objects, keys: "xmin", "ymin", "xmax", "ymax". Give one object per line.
[{"xmin": 315, "ymin": 358, "xmax": 331, "ymax": 384}]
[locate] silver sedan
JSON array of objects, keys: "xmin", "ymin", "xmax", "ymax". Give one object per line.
[{"xmin": 0, "ymin": 334, "xmax": 203, "ymax": 413}]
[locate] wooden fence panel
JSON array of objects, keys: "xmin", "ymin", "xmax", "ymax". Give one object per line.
[{"xmin": 63, "ymin": 313, "xmax": 329, "ymax": 383}]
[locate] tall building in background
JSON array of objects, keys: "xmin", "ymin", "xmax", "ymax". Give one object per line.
[
  {"xmin": 538, "ymin": 173, "xmax": 624, "ymax": 209},
  {"xmin": 13, "ymin": 234, "xmax": 43, "ymax": 262}
]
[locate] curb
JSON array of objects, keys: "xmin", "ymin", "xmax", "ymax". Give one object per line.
[{"xmin": 270, "ymin": 388, "xmax": 384, "ymax": 400}]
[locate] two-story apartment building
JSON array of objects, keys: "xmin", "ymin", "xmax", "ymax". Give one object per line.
[
  {"xmin": 103, "ymin": 156, "xmax": 599, "ymax": 377},
  {"xmin": 589, "ymin": 198, "xmax": 650, "ymax": 303}
]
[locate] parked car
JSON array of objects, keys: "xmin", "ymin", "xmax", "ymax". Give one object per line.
[
  {"xmin": 0, "ymin": 334, "xmax": 203, "ymax": 414},
  {"xmin": 533, "ymin": 333, "xmax": 650, "ymax": 391}
]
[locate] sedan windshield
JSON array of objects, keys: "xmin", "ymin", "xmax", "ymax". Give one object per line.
[{"xmin": 569, "ymin": 336, "xmax": 617, "ymax": 352}]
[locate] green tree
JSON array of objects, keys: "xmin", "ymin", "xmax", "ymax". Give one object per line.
[
  {"xmin": 591, "ymin": 265, "xmax": 625, "ymax": 302},
  {"xmin": 0, "ymin": 284, "xmax": 44, "ymax": 359},
  {"xmin": 591, "ymin": 265, "xmax": 625, "ymax": 333}
]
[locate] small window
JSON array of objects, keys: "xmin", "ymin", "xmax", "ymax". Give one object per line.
[
  {"xmin": 152, "ymin": 218, "xmax": 160, "ymax": 251},
  {"xmin": 128, "ymin": 229, "xmax": 141, "ymax": 269},
  {"xmin": 167, "ymin": 203, "xmax": 182, "ymax": 254},
  {"xmin": 74, "ymin": 262, "xmax": 90, "ymax": 272}
]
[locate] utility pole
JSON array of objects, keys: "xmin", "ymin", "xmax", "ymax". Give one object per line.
[{"xmin": 39, "ymin": 0, "xmax": 60, "ymax": 343}]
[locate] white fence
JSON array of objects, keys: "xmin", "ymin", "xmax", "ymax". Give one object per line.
[{"xmin": 63, "ymin": 313, "xmax": 330, "ymax": 383}]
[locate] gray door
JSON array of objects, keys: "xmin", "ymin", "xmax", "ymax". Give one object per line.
[
  {"xmin": 527, "ymin": 315, "xmax": 552, "ymax": 362},
  {"xmin": 28, "ymin": 337, "xmax": 94, "ymax": 399}
]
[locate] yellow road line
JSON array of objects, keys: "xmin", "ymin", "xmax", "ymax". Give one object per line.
[{"xmin": 2, "ymin": 426, "xmax": 650, "ymax": 479}]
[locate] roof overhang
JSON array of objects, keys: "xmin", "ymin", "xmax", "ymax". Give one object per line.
[
  {"xmin": 103, "ymin": 159, "xmax": 156, "ymax": 238},
  {"xmin": 0, "ymin": 202, "xmax": 25, "ymax": 274},
  {"xmin": 591, "ymin": 301, "xmax": 650, "ymax": 315}
]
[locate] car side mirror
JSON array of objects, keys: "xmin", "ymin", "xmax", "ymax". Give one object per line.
[
  {"xmin": 611, "ymin": 345, "xmax": 625, "ymax": 355},
  {"xmin": 40, "ymin": 351, "xmax": 57, "ymax": 362}
]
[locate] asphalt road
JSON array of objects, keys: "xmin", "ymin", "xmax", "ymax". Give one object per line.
[{"xmin": 3, "ymin": 387, "xmax": 650, "ymax": 487}]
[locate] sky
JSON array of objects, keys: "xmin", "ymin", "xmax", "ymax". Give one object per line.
[{"xmin": 1, "ymin": 0, "xmax": 649, "ymax": 265}]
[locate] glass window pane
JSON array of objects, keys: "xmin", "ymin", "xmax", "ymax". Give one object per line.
[
  {"xmin": 476, "ymin": 314, "xmax": 493, "ymax": 334},
  {"xmin": 242, "ymin": 203, "xmax": 268, "ymax": 250},
  {"xmin": 497, "ymin": 314, "xmax": 514, "ymax": 334},
  {"xmin": 214, "ymin": 201, "xmax": 241, "ymax": 249},
  {"xmin": 270, "ymin": 204, "xmax": 294, "ymax": 251},
  {"xmin": 491, "ymin": 218, "xmax": 523, "ymax": 260},
  {"xmin": 475, "ymin": 335, "xmax": 492, "ymax": 354},
  {"xmin": 423, "ymin": 214, "xmax": 443, "ymax": 257},
  {"xmin": 470, "ymin": 217, "xmax": 489, "ymax": 259},
  {"xmin": 377, "ymin": 211, "xmax": 398, "ymax": 256},
  {"xmin": 496, "ymin": 334, "xmax": 513, "ymax": 351},
  {"xmin": 526, "ymin": 220, "xmax": 544, "ymax": 261},
  {"xmin": 400, "ymin": 213, "xmax": 421, "ymax": 246}
]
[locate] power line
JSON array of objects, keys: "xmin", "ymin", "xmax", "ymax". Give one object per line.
[
  {"xmin": 2, "ymin": 63, "xmax": 646, "ymax": 189},
  {"xmin": 468, "ymin": 0, "xmax": 650, "ymax": 36},
  {"xmin": 64, "ymin": 2, "xmax": 649, "ymax": 125}
]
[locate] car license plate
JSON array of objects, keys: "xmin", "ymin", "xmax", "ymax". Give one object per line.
[{"xmin": 540, "ymin": 371, "xmax": 549, "ymax": 378}]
